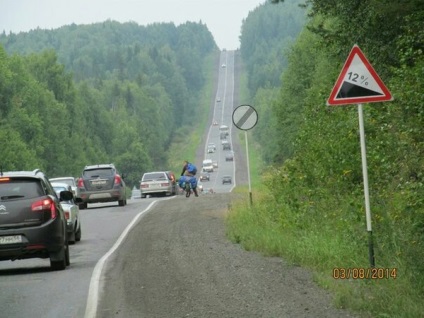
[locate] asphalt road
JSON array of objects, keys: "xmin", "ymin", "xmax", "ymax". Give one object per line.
[
  {"xmin": 0, "ymin": 199, "xmax": 152, "ymax": 318},
  {"xmin": 96, "ymin": 194, "xmax": 357, "ymax": 318}
]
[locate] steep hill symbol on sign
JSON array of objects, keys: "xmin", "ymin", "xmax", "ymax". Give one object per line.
[{"xmin": 327, "ymin": 45, "xmax": 393, "ymax": 106}]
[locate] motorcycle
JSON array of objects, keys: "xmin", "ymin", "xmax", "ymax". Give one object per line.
[{"xmin": 178, "ymin": 175, "xmax": 198, "ymax": 197}]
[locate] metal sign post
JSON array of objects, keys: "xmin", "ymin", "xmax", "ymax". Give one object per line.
[
  {"xmin": 232, "ymin": 105, "xmax": 258, "ymax": 206},
  {"xmin": 358, "ymin": 103, "xmax": 375, "ymax": 267}
]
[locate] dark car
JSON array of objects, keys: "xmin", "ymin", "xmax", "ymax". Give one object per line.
[
  {"xmin": 199, "ymin": 174, "xmax": 210, "ymax": 181},
  {"xmin": 0, "ymin": 169, "xmax": 71, "ymax": 270},
  {"xmin": 77, "ymin": 164, "xmax": 127, "ymax": 209},
  {"xmin": 225, "ymin": 153, "xmax": 234, "ymax": 161},
  {"xmin": 223, "ymin": 142, "xmax": 231, "ymax": 151},
  {"xmin": 222, "ymin": 175, "xmax": 232, "ymax": 184}
]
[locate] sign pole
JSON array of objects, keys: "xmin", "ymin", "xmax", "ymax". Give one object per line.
[
  {"xmin": 358, "ymin": 103, "xmax": 375, "ymax": 267},
  {"xmin": 232, "ymin": 104, "xmax": 258, "ymax": 207},
  {"xmin": 245, "ymin": 130, "xmax": 253, "ymax": 206}
]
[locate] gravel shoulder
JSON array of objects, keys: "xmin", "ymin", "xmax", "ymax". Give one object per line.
[{"xmin": 97, "ymin": 193, "xmax": 357, "ymax": 318}]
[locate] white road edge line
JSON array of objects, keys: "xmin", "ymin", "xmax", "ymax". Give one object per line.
[{"xmin": 84, "ymin": 198, "xmax": 173, "ymax": 318}]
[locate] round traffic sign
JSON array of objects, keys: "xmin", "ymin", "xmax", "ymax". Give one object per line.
[{"xmin": 232, "ymin": 105, "xmax": 258, "ymax": 131}]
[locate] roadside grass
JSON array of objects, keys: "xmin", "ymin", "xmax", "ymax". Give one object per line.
[{"xmin": 225, "ymin": 188, "xmax": 424, "ymax": 318}]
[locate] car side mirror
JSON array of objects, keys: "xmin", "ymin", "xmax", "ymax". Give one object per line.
[{"xmin": 59, "ymin": 190, "xmax": 74, "ymax": 202}]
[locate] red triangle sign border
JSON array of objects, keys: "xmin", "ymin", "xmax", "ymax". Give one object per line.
[{"xmin": 327, "ymin": 44, "xmax": 393, "ymax": 106}]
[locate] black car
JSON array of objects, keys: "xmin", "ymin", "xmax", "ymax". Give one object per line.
[
  {"xmin": 0, "ymin": 169, "xmax": 72, "ymax": 270},
  {"xmin": 77, "ymin": 164, "xmax": 127, "ymax": 209},
  {"xmin": 222, "ymin": 175, "xmax": 232, "ymax": 184}
]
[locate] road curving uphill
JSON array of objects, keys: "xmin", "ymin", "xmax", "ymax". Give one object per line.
[{"xmin": 96, "ymin": 193, "xmax": 357, "ymax": 318}]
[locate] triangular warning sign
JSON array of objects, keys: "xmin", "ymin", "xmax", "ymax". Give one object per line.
[{"xmin": 327, "ymin": 45, "xmax": 393, "ymax": 106}]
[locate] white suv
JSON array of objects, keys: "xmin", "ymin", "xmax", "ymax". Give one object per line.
[{"xmin": 202, "ymin": 159, "xmax": 214, "ymax": 173}]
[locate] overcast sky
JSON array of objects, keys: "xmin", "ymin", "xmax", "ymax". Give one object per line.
[{"xmin": 0, "ymin": 0, "xmax": 266, "ymax": 50}]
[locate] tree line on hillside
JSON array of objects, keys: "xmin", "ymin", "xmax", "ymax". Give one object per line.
[
  {"xmin": 237, "ymin": 0, "xmax": 424, "ymax": 315},
  {"xmin": 0, "ymin": 21, "xmax": 218, "ymax": 186}
]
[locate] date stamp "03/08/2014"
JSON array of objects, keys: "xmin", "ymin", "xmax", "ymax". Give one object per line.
[{"xmin": 332, "ymin": 267, "xmax": 397, "ymax": 280}]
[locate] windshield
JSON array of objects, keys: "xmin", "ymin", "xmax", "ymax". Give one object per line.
[
  {"xmin": 142, "ymin": 173, "xmax": 167, "ymax": 181},
  {"xmin": 84, "ymin": 168, "xmax": 114, "ymax": 178}
]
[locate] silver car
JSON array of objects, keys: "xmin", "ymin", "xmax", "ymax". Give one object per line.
[
  {"xmin": 51, "ymin": 182, "xmax": 82, "ymax": 244},
  {"xmin": 140, "ymin": 171, "xmax": 177, "ymax": 198},
  {"xmin": 50, "ymin": 176, "xmax": 79, "ymax": 198}
]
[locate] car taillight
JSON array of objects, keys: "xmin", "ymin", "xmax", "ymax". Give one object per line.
[
  {"xmin": 31, "ymin": 198, "xmax": 57, "ymax": 219},
  {"xmin": 64, "ymin": 211, "xmax": 70, "ymax": 220},
  {"xmin": 140, "ymin": 183, "xmax": 148, "ymax": 188},
  {"xmin": 161, "ymin": 182, "xmax": 170, "ymax": 187},
  {"xmin": 77, "ymin": 178, "xmax": 84, "ymax": 188},
  {"xmin": 114, "ymin": 175, "xmax": 122, "ymax": 185}
]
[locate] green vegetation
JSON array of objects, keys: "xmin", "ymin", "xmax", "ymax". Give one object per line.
[
  {"xmin": 0, "ymin": 21, "xmax": 218, "ymax": 186},
  {"xmin": 228, "ymin": 0, "xmax": 424, "ymax": 317}
]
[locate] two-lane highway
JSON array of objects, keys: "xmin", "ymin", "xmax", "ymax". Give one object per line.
[{"xmin": 200, "ymin": 50, "xmax": 237, "ymax": 193}]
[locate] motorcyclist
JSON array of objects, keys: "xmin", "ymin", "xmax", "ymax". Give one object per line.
[{"xmin": 180, "ymin": 160, "xmax": 199, "ymax": 197}]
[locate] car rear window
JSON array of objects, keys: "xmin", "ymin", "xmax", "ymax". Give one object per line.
[
  {"xmin": 83, "ymin": 168, "xmax": 114, "ymax": 178},
  {"xmin": 142, "ymin": 173, "xmax": 167, "ymax": 181},
  {"xmin": 51, "ymin": 178, "xmax": 75, "ymax": 186},
  {"xmin": 0, "ymin": 178, "xmax": 45, "ymax": 200}
]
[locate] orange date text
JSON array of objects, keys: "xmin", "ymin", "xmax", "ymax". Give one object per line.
[{"xmin": 332, "ymin": 267, "xmax": 397, "ymax": 279}]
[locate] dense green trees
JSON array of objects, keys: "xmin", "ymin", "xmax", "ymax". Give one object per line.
[
  {"xmin": 239, "ymin": 0, "xmax": 306, "ymax": 163},
  {"xmin": 0, "ymin": 20, "xmax": 217, "ymax": 185}
]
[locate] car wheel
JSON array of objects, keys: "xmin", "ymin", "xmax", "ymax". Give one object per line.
[
  {"xmin": 50, "ymin": 241, "xmax": 69, "ymax": 270},
  {"xmin": 75, "ymin": 225, "xmax": 81, "ymax": 242},
  {"xmin": 65, "ymin": 240, "xmax": 70, "ymax": 266},
  {"xmin": 68, "ymin": 230, "xmax": 76, "ymax": 245},
  {"xmin": 118, "ymin": 199, "xmax": 125, "ymax": 206},
  {"xmin": 79, "ymin": 202, "xmax": 87, "ymax": 210}
]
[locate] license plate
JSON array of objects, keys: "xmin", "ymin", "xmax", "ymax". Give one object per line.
[
  {"xmin": 0, "ymin": 235, "xmax": 22, "ymax": 245},
  {"xmin": 91, "ymin": 180, "xmax": 106, "ymax": 185}
]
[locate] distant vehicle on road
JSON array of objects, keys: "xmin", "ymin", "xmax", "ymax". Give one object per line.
[
  {"xmin": 219, "ymin": 125, "xmax": 229, "ymax": 136},
  {"xmin": 208, "ymin": 143, "xmax": 216, "ymax": 151},
  {"xmin": 199, "ymin": 174, "xmax": 210, "ymax": 181},
  {"xmin": 222, "ymin": 175, "xmax": 232, "ymax": 184},
  {"xmin": 140, "ymin": 171, "xmax": 177, "ymax": 198},
  {"xmin": 77, "ymin": 163, "xmax": 127, "ymax": 209},
  {"xmin": 225, "ymin": 153, "xmax": 234, "ymax": 161},
  {"xmin": 223, "ymin": 141, "xmax": 231, "ymax": 150},
  {"xmin": 202, "ymin": 159, "xmax": 214, "ymax": 173}
]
